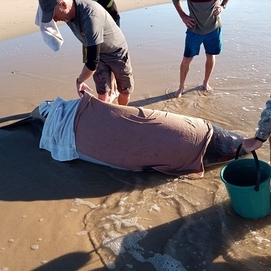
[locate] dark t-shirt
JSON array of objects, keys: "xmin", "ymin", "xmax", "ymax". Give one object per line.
[
  {"xmin": 95, "ymin": 0, "xmax": 120, "ymax": 22},
  {"xmin": 67, "ymin": 0, "xmax": 127, "ymax": 60}
]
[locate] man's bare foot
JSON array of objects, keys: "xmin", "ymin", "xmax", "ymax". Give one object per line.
[
  {"xmin": 201, "ymin": 83, "xmax": 213, "ymax": 93},
  {"xmin": 108, "ymin": 90, "xmax": 119, "ymax": 103},
  {"xmin": 98, "ymin": 92, "xmax": 110, "ymax": 102},
  {"xmin": 173, "ymin": 88, "xmax": 184, "ymax": 98},
  {"xmin": 118, "ymin": 93, "xmax": 130, "ymax": 105}
]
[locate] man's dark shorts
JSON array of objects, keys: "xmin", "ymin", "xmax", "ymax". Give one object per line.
[
  {"xmin": 94, "ymin": 53, "xmax": 134, "ymax": 95},
  {"xmin": 184, "ymin": 27, "xmax": 222, "ymax": 57}
]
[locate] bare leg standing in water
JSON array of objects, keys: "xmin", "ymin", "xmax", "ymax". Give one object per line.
[
  {"xmin": 172, "ymin": 0, "xmax": 229, "ymax": 97},
  {"xmin": 202, "ymin": 53, "xmax": 215, "ymax": 93},
  {"xmin": 174, "ymin": 56, "xmax": 192, "ymax": 98}
]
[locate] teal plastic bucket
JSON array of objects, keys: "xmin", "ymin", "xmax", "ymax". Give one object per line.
[{"xmin": 220, "ymin": 144, "xmax": 271, "ymax": 219}]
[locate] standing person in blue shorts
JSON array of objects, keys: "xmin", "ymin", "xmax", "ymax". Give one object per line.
[
  {"xmin": 172, "ymin": 0, "xmax": 230, "ymax": 97},
  {"xmin": 39, "ymin": 0, "xmax": 134, "ymax": 106}
]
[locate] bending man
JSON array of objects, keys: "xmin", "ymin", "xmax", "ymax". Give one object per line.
[{"xmin": 39, "ymin": 0, "xmax": 134, "ymax": 105}]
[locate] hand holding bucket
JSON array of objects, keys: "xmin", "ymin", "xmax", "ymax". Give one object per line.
[{"xmin": 220, "ymin": 144, "xmax": 271, "ymax": 219}]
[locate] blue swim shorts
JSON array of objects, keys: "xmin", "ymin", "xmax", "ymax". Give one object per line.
[{"xmin": 184, "ymin": 27, "xmax": 222, "ymax": 58}]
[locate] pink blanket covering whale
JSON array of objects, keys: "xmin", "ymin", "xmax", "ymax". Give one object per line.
[{"xmin": 74, "ymin": 93, "xmax": 213, "ymax": 178}]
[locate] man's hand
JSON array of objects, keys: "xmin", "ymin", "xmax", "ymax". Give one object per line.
[
  {"xmin": 76, "ymin": 78, "xmax": 93, "ymax": 98},
  {"xmin": 213, "ymin": 5, "xmax": 224, "ymax": 16},
  {"xmin": 182, "ymin": 15, "xmax": 195, "ymax": 29},
  {"xmin": 242, "ymin": 138, "xmax": 263, "ymax": 152}
]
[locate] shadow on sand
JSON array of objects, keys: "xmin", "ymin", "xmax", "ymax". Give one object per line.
[
  {"xmin": 30, "ymin": 202, "xmax": 271, "ymax": 271},
  {"xmin": 92, "ymin": 202, "xmax": 271, "ymax": 271},
  {"xmin": 1, "ymin": 113, "xmax": 270, "ymax": 271}
]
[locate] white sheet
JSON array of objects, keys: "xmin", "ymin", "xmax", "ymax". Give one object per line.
[{"xmin": 39, "ymin": 97, "xmax": 80, "ymax": 161}]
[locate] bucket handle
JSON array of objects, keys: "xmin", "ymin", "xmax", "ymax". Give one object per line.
[{"xmin": 235, "ymin": 144, "xmax": 261, "ymax": 192}]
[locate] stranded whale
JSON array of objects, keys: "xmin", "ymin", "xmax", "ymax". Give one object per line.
[{"xmin": 0, "ymin": 92, "xmax": 247, "ymax": 178}]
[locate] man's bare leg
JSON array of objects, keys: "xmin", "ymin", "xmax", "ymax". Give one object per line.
[
  {"xmin": 118, "ymin": 93, "xmax": 130, "ymax": 105},
  {"xmin": 202, "ymin": 54, "xmax": 215, "ymax": 92},
  {"xmin": 108, "ymin": 89, "xmax": 119, "ymax": 103},
  {"xmin": 110, "ymin": 72, "xmax": 119, "ymax": 97},
  {"xmin": 98, "ymin": 92, "xmax": 110, "ymax": 102},
  {"xmin": 174, "ymin": 56, "xmax": 193, "ymax": 98}
]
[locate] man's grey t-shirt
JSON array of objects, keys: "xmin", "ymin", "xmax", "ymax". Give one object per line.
[
  {"xmin": 172, "ymin": 0, "xmax": 222, "ymax": 35},
  {"xmin": 67, "ymin": 0, "xmax": 128, "ymax": 61}
]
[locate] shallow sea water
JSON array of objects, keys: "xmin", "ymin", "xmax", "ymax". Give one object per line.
[
  {"xmin": 74, "ymin": 2, "xmax": 271, "ymax": 270},
  {"xmin": 0, "ymin": 0, "xmax": 271, "ymax": 270}
]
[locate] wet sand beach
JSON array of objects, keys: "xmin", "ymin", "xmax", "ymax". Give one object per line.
[{"xmin": 1, "ymin": 0, "xmax": 271, "ymax": 270}]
